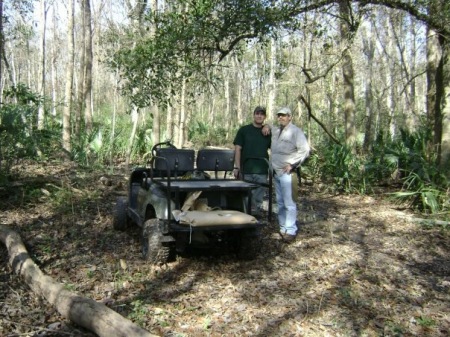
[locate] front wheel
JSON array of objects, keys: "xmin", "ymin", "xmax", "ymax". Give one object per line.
[{"xmin": 141, "ymin": 219, "xmax": 171, "ymax": 265}]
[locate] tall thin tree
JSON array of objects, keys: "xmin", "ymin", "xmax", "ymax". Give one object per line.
[
  {"xmin": 83, "ymin": 0, "xmax": 93, "ymax": 132},
  {"xmin": 62, "ymin": 0, "xmax": 75, "ymax": 155},
  {"xmin": 338, "ymin": 0, "xmax": 357, "ymax": 145},
  {"xmin": 37, "ymin": 0, "xmax": 48, "ymax": 130}
]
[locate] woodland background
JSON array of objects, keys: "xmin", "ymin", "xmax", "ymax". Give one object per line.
[
  {"xmin": 1, "ymin": 1, "xmax": 449, "ymax": 214},
  {"xmin": 1, "ymin": 1, "xmax": 450, "ymax": 336}
]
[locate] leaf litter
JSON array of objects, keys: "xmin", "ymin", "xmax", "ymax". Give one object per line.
[{"xmin": 0, "ymin": 162, "xmax": 449, "ymax": 336}]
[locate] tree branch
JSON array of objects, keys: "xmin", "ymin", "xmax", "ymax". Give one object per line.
[
  {"xmin": 356, "ymin": 0, "xmax": 450, "ymax": 37},
  {"xmin": 302, "ymin": 53, "xmax": 344, "ymax": 83},
  {"xmin": 298, "ymin": 94, "xmax": 341, "ymax": 145}
]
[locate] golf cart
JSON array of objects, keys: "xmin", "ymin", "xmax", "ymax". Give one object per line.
[{"xmin": 113, "ymin": 141, "xmax": 272, "ymax": 264}]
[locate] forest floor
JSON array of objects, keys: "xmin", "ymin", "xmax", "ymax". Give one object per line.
[{"xmin": 0, "ymin": 161, "xmax": 449, "ymax": 337}]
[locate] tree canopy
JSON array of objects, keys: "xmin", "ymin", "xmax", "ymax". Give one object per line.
[{"xmin": 110, "ymin": 0, "xmax": 450, "ymax": 107}]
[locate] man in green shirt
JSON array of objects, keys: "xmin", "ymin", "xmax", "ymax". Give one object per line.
[{"xmin": 233, "ymin": 106, "xmax": 271, "ymax": 215}]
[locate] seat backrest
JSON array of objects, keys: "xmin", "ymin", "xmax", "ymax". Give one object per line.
[
  {"xmin": 196, "ymin": 149, "xmax": 234, "ymax": 175},
  {"xmin": 153, "ymin": 148, "xmax": 195, "ymax": 176}
]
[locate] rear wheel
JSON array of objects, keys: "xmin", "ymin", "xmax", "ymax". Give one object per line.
[
  {"xmin": 141, "ymin": 219, "xmax": 171, "ymax": 264},
  {"xmin": 113, "ymin": 197, "xmax": 129, "ymax": 230}
]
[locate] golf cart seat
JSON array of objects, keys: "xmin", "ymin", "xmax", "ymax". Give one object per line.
[
  {"xmin": 196, "ymin": 149, "xmax": 235, "ymax": 178},
  {"xmin": 152, "ymin": 148, "xmax": 195, "ymax": 178}
]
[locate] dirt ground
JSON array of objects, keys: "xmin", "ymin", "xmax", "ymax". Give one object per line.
[{"xmin": 0, "ymin": 162, "xmax": 449, "ymax": 337}]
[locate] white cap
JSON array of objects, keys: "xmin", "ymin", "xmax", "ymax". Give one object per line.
[{"xmin": 277, "ymin": 107, "xmax": 292, "ymax": 116}]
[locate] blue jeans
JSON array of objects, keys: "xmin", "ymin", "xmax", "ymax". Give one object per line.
[
  {"xmin": 274, "ymin": 172, "xmax": 297, "ymax": 235},
  {"xmin": 243, "ymin": 173, "xmax": 267, "ymax": 210}
]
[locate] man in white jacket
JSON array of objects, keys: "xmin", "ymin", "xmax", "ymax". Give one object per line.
[{"xmin": 270, "ymin": 107, "xmax": 310, "ymax": 242}]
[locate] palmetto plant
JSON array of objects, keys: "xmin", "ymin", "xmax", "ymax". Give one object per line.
[
  {"xmin": 392, "ymin": 172, "xmax": 443, "ymax": 213},
  {"xmin": 320, "ymin": 143, "xmax": 365, "ymax": 193},
  {"xmin": 386, "ymin": 129, "xmax": 448, "ymax": 214}
]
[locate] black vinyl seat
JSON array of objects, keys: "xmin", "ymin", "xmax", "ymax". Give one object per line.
[
  {"xmin": 152, "ymin": 148, "xmax": 195, "ymax": 178},
  {"xmin": 196, "ymin": 149, "xmax": 235, "ymax": 178}
]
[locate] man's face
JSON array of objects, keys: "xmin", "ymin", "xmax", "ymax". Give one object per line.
[
  {"xmin": 253, "ymin": 111, "xmax": 266, "ymax": 125},
  {"xmin": 276, "ymin": 113, "xmax": 291, "ymax": 127}
]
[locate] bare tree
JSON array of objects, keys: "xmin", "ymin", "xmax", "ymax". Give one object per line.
[
  {"xmin": 83, "ymin": 0, "xmax": 93, "ymax": 132},
  {"xmin": 124, "ymin": 0, "xmax": 149, "ymax": 166},
  {"xmin": 0, "ymin": 0, "xmax": 4, "ymax": 101},
  {"xmin": 150, "ymin": 0, "xmax": 160, "ymax": 145},
  {"xmin": 50, "ymin": 4, "xmax": 58, "ymax": 117},
  {"xmin": 125, "ymin": 105, "xmax": 139, "ymax": 168},
  {"xmin": 338, "ymin": 0, "xmax": 357, "ymax": 146},
  {"xmin": 436, "ymin": 33, "xmax": 450, "ymax": 176},
  {"xmin": 267, "ymin": 38, "xmax": 277, "ymax": 117},
  {"xmin": 427, "ymin": 27, "xmax": 440, "ymax": 130},
  {"xmin": 232, "ymin": 55, "xmax": 244, "ymax": 126},
  {"xmin": 75, "ymin": 0, "xmax": 94, "ymax": 134},
  {"xmin": 362, "ymin": 22, "xmax": 375, "ymax": 152},
  {"xmin": 76, "ymin": 0, "xmax": 86, "ymax": 136},
  {"xmin": 178, "ymin": 76, "xmax": 187, "ymax": 147},
  {"xmin": 62, "ymin": 0, "xmax": 75, "ymax": 155},
  {"xmin": 383, "ymin": 11, "xmax": 398, "ymax": 140},
  {"xmin": 166, "ymin": 87, "xmax": 174, "ymax": 141},
  {"xmin": 37, "ymin": 0, "xmax": 48, "ymax": 130}
]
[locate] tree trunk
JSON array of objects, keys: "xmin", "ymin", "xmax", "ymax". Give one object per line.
[
  {"xmin": 339, "ymin": 0, "xmax": 357, "ymax": 146},
  {"xmin": 152, "ymin": 104, "xmax": 161, "ymax": 146},
  {"xmin": 50, "ymin": 5, "xmax": 57, "ymax": 117},
  {"xmin": 387, "ymin": 25, "xmax": 397, "ymax": 141},
  {"xmin": 172, "ymin": 98, "xmax": 181, "ymax": 147},
  {"xmin": 166, "ymin": 91, "xmax": 174, "ymax": 142},
  {"xmin": 125, "ymin": 105, "xmax": 139, "ymax": 169},
  {"xmin": 37, "ymin": 0, "xmax": 48, "ymax": 130},
  {"xmin": 62, "ymin": 0, "xmax": 75, "ymax": 155},
  {"xmin": 110, "ymin": 79, "xmax": 118, "ymax": 166},
  {"xmin": 438, "ymin": 35, "xmax": 450, "ymax": 177},
  {"xmin": 267, "ymin": 38, "xmax": 277, "ymax": 118},
  {"xmin": 75, "ymin": 0, "xmax": 85, "ymax": 138},
  {"xmin": 83, "ymin": 0, "xmax": 93, "ymax": 132},
  {"xmin": 150, "ymin": 0, "xmax": 160, "ymax": 146},
  {"xmin": 0, "ymin": 225, "xmax": 157, "ymax": 337},
  {"xmin": 224, "ymin": 68, "xmax": 231, "ymax": 138},
  {"xmin": 391, "ymin": 12, "xmax": 416, "ymax": 131},
  {"xmin": 362, "ymin": 23, "xmax": 375, "ymax": 153},
  {"xmin": 233, "ymin": 55, "xmax": 243, "ymax": 126},
  {"xmin": 427, "ymin": 27, "xmax": 440, "ymax": 131},
  {"xmin": 0, "ymin": 0, "xmax": 3, "ymax": 100},
  {"xmin": 178, "ymin": 76, "xmax": 187, "ymax": 147},
  {"xmin": 409, "ymin": 19, "xmax": 417, "ymax": 117}
]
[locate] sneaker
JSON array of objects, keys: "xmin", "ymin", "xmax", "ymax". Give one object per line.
[{"xmin": 279, "ymin": 232, "xmax": 296, "ymax": 243}]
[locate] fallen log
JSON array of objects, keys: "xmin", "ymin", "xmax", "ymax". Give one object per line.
[{"xmin": 0, "ymin": 225, "xmax": 158, "ymax": 337}]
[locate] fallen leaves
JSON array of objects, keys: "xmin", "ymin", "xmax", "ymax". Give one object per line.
[{"xmin": 1, "ymin": 164, "xmax": 450, "ymax": 336}]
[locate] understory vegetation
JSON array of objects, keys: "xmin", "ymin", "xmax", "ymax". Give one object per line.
[{"xmin": 1, "ymin": 86, "xmax": 448, "ymax": 219}]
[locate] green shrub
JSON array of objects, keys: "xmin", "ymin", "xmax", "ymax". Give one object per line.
[
  {"xmin": 319, "ymin": 143, "xmax": 367, "ymax": 193},
  {"xmin": 385, "ymin": 128, "xmax": 448, "ymax": 214},
  {"xmin": 0, "ymin": 84, "xmax": 60, "ymax": 175}
]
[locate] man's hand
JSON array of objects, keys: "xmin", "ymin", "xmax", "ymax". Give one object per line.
[
  {"xmin": 282, "ymin": 164, "xmax": 293, "ymax": 173},
  {"xmin": 262, "ymin": 124, "xmax": 271, "ymax": 136},
  {"xmin": 233, "ymin": 168, "xmax": 240, "ymax": 179}
]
